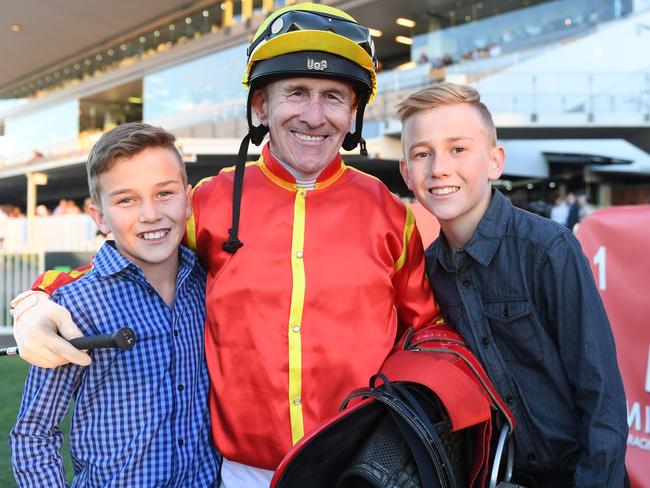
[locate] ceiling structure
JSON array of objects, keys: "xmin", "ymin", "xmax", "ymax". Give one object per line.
[
  {"xmin": 1, "ymin": 0, "xmax": 547, "ymax": 96},
  {"xmin": 0, "ymin": 0, "xmax": 208, "ymax": 92}
]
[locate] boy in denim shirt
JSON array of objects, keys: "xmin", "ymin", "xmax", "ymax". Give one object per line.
[{"xmin": 398, "ymin": 83, "xmax": 627, "ymax": 487}]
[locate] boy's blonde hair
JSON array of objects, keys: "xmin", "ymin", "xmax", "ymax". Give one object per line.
[
  {"xmin": 397, "ymin": 82, "xmax": 497, "ymax": 146},
  {"xmin": 87, "ymin": 122, "xmax": 186, "ymax": 204}
]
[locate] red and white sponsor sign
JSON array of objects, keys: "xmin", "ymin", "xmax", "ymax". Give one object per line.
[{"xmin": 577, "ymin": 205, "xmax": 650, "ymax": 488}]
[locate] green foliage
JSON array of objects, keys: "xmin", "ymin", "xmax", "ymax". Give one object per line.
[{"xmin": 0, "ymin": 357, "xmax": 73, "ymax": 486}]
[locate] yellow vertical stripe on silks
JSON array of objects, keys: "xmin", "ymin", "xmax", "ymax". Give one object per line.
[
  {"xmin": 184, "ymin": 177, "xmax": 213, "ymax": 253},
  {"xmin": 395, "ymin": 206, "xmax": 416, "ymax": 273},
  {"xmin": 185, "ymin": 212, "xmax": 197, "ymax": 253},
  {"xmin": 288, "ymin": 189, "xmax": 307, "ymax": 444}
]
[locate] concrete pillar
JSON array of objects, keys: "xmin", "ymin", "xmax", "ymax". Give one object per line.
[
  {"xmin": 25, "ymin": 172, "xmax": 48, "ymax": 249},
  {"xmin": 598, "ymin": 184, "xmax": 612, "ymax": 207}
]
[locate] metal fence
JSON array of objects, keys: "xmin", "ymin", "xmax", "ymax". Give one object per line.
[{"xmin": 0, "ymin": 252, "xmax": 43, "ymax": 327}]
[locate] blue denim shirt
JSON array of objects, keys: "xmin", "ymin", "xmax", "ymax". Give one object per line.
[{"xmin": 425, "ymin": 190, "xmax": 627, "ymax": 487}]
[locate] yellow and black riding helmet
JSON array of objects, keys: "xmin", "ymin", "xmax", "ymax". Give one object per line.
[
  {"xmin": 243, "ymin": 2, "xmax": 378, "ymax": 150},
  {"xmin": 223, "ymin": 2, "xmax": 379, "ymax": 253}
]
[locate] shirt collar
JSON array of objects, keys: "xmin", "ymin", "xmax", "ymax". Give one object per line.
[
  {"xmin": 258, "ymin": 143, "xmax": 346, "ymax": 191},
  {"xmin": 431, "ymin": 189, "xmax": 512, "ymax": 270},
  {"xmin": 93, "ymin": 241, "xmax": 198, "ymax": 282},
  {"xmin": 463, "ymin": 189, "xmax": 512, "ymax": 267}
]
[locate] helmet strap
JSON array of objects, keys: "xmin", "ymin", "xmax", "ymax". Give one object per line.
[
  {"xmin": 247, "ymin": 88, "xmax": 269, "ymax": 146},
  {"xmin": 342, "ymin": 92, "xmax": 369, "ymax": 155},
  {"xmin": 222, "ymin": 132, "xmax": 251, "ymax": 254}
]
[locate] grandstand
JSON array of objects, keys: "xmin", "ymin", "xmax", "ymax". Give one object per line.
[{"xmin": 1, "ymin": 0, "xmax": 649, "ymax": 250}]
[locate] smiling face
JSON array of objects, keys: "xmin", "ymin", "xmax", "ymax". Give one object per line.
[
  {"xmin": 400, "ymin": 103, "xmax": 504, "ymax": 248},
  {"xmin": 253, "ymin": 77, "xmax": 356, "ymax": 175},
  {"xmin": 87, "ymin": 146, "xmax": 191, "ymax": 276}
]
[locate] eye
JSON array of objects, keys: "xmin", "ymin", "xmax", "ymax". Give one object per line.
[
  {"xmin": 288, "ymin": 89, "xmax": 305, "ymax": 99},
  {"xmin": 117, "ymin": 197, "xmax": 134, "ymax": 205},
  {"xmin": 451, "ymin": 146, "xmax": 466, "ymax": 154},
  {"xmin": 412, "ymin": 151, "xmax": 430, "ymax": 160},
  {"xmin": 158, "ymin": 191, "xmax": 173, "ymax": 198}
]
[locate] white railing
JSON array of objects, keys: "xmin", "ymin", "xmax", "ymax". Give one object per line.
[
  {"xmin": 0, "ymin": 251, "xmax": 43, "ymax": 327},
  {"xmin": 3, "ymin": 215, "xmax": 98, "ymax": 252}
]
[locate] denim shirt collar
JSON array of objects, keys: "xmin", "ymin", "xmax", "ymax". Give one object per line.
[{"xmin": 432, "ymin": 189, "xmax": 512, "ymax": 271}]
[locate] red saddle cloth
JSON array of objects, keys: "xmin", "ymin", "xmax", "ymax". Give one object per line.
[{"xmin": 271, "ymin": 324, "xmax": 515, "ymax": 488}]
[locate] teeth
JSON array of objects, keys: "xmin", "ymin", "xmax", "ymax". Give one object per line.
[
  {"xmin": 430, "ymin": 187, "xmax": 459, "ymax": 195},
  {"xmin": 293, "ymin": 131, "xmax": 325, "ymax": 142},
  {"xmin": 141, "ymin": 230, "xmax": 167, "ymax": 240}
]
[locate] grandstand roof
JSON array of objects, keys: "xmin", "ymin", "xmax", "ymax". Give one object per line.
[{"xmin": 0, "ymin": 0, "xmax": 204, "ymax": 92}]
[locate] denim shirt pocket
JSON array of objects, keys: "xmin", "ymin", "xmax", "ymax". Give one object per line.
[{"xmin": 483, "ymin": 297, "xmax": 543, "ymax": 363}]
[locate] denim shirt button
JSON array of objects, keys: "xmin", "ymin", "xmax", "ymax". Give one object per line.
[
  {"xmin": 505, "ymin": 395, "xmax": 514, "ymax": 405},
  {"xmin": 462, "ymin": 279, "xmax": 471, "ymax": 288},
  {"xmin": 527, "ymin": 452, "xmax": 536, "ymax": 461},
  {"xmin": 481, "ymin": 337, "xmax": 489, "ymax": 347}
]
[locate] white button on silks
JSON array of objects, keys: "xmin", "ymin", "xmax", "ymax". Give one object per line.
[
  {"xmin": 292, "ymin": 325, "xmax": 301, "ymax": 333},
  {"xmin": 293, "ymin": 397, "xmax": 302, "ymax": 406},
  {"xmin": 296, "ymin": 251, "xmax": 303, "ymax": 259}
]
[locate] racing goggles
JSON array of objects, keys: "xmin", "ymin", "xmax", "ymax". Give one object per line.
[{"xmin": 247, "ymin": 9, "xmax": 377, "ymax": 67}]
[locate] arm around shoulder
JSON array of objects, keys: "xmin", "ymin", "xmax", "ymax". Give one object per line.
[{"xmin": 11, "ymin": 289, "xmax": 90, "ymax": 368}]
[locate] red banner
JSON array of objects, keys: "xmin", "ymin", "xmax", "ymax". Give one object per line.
[{"xmin": 577, "ymin": 205, "xmax": 650, "ymax": 488}]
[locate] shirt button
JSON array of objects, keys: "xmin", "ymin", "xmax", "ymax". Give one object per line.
[
  {"xmin": 173, "ymin": 330, "xmax": 179, "ymax": 337},
  {"xmin": 300, "ymin": 190, "xmax": 306, "ymax": 198},
  {"xmin": 177, "ymin": 384, "xmax": 184, "ymax": 392},
  {"xmin": 527, "ymin": 452, "xmax": 536, "ymax": 461},
  {"xmin": 296, "ymin": 251, "xmax": 303, "ymax": 259},
  {"xmin": 462, "ymin": 279, "xmax": 471, "ymax": 288},
  {"xmin": 292, "ymin": 325, "xmax": 301, "ymax": 333},
  {"xmin": 178, "ymin": 438, "xmax": 184, "ymax": 447},
  {"xmin": 293, "ymin": 396, "xmax": 302, "ymax": 406},
  {"xmin": 505, "ymin": 395, "xmax": 514, "ymax": 405},
  {"xmin": 481, "ymin": 337, "xmax": 489, "ymax": 347},
  {"xmin": 148, "ymin": 288, "xmax": 155, "ymax": 294}
]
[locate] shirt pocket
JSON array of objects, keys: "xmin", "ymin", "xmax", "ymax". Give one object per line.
[{"xmin": 483, "ymin": 297, "xmax": 543, "ymax": 363}]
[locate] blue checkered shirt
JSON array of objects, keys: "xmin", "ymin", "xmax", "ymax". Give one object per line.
[{"xmin": 10, "ymin": 242, "xmax": 220, "ymax": 487}]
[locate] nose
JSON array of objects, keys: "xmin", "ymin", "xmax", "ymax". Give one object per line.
[
  {"xmin": 429, "ymin": 154, "xmax": 451, "ymax": 179},
  {"xmin": 139, "ymin": 199, "xmax": 161, "ymax": 223},
  {"xmin": 298, "ymin": 96, "xmax": 327, "ymax": 127}
]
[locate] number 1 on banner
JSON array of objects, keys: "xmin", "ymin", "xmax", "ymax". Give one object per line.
[{"xmin": 593, "ymin": 246, "xmax": 606, "ymax": 291}]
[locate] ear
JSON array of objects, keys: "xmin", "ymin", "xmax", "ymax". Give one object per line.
[
  {"xmin": 184, "ymin": 184, "xmax": 192, "ymax": 221},
  {"xmin": 488, "ymin": 145, "xmax": 505, "ymax": 181},
  {"xmin": 349, "ymin": 108, "xmax": 357, "ymax": 133},
  {"xmin": 251, "ymin": 89, "xmax": 268, "ymax": 126},
  {"xmin": 87, "ymin": 201, "xmax": 111, "ymax": 236},
  {"xmin": 399, "ymin": 159, "xmax": 414, "ymax": 191}
]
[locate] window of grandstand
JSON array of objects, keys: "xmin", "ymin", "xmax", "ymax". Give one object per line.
[
  {"xmin": 143, "ymin": 43, "xmax": 247, "ymax": 135},
  {"xmin": 411, "ymin": 0, "xmax": 633, "ymax": 68},
  {"xmin": 79, "ymin": 80, "xmax": 143, "ymax": 150},
  {"xmin": 3, "ymin": 100, "xmax": 78, "ymax": 165}
]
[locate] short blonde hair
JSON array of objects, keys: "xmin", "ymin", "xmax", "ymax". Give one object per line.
[{"xmin": 397, "ymin": 82, "xmax": 497, "ymax": 145}]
